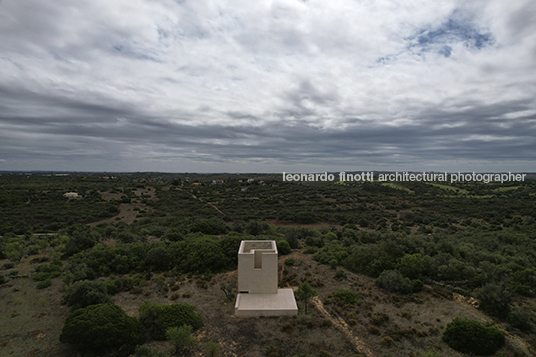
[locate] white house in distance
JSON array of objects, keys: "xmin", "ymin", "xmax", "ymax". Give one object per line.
[
  {"xmin": 63, "ymin": 192, "xmax": 79, "ymax": 198},
  {"xmin": 235, "ymin": 240, "xmax": 298, "ymax": 316}
]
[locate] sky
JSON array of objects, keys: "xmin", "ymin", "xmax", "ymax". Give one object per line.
[{"xmin": 0, "ymin": 0, "xmax": 535, "ymax": 173}]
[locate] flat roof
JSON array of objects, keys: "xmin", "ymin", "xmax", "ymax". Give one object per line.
[
  {"xmin": 236, "ymin": 289, "xmax": 298, "ymax": 311},
  {"xmin": 239, "ymin": 240, "xmax": 276, "ymax": 253}
]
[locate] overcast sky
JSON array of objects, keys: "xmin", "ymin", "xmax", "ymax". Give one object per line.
[{"xmin": 1, "ymin": 0, "xmax": 535, "ymax": 173}]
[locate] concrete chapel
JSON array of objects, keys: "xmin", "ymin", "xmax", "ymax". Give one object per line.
[{"xmin": 235, "ymin": 240, "xmax": 298, "ymax": 316}]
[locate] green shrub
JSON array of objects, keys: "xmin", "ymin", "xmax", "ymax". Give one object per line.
[
  {"xmin": 334, "ymin": 269, "xmax": 347, "ymax": 280},
  {"xmin": 206, "ymin": 342, "xmax": 220, "ymax": 357},
  {"xmin": 368, "ymin": 325, "xmax": 381, "ymax": 335},
  {"xmin": 332, "ymin": 289, "xmax": 360, "ymax": 305},
  {"xmin": 281, "ymin": 322, "xmax": 294, "ymax": 333},
  {"xmin": 277, "ymin": 240, "xmax": 292, "ymax": 255},
  {"xmin": 2, "ymin": 262, "xmax": 14, "ymax": 270},
  {"xmin": 397, "ymin": 253, "xmax": 429, "ymax": 280},
  {"xmin": 37, "ymin": 279, "xmax": 52, "ymax": 289},
  {"xmin": 375, "ymin": 270, "xmax": 421, "ymax": 294},
  {"xmin": 265, "ymin": 345, "xmax": 282, "ymax": 357},
  {"xmin": 476, "ymin": 282, "xmax": 513, "ymax": 319},
  {"xmin": 329, "ymin": 259, "xmax": 338, "ymax": 269},
  {"xmin": 303, "ymin": 246, "xmax": 318, "ymax": 254},
  {"xmin": 105, "ymin": 278, "xmax": 125, "ymax": 295},
  {"xmin": 321, "ymin": 319, "xmax": 332, "ymax": 327},
  {"xmin": 380, "ymin": 336, "xmax": 394, "ymax": 347},
  {"xmin": 0, "ymin": 275, "xmax": 5, "ymax": 285},
  {"xmin": 33, "ymin": 272, "xmax": 60, "ymax": 281},
  {"xmin": 60, "ymin": 303, "xmax": 144, "ymax": 357},
  {"xmin": 166, "ymin": 325, "xmax": 197, "ymax": 354},
  {"xmin": 63, "ymin": 280, "xmax": 111, "ymax": 310},
  {"xmin": 134, "ymin": 345, "xmax": 170, "ymax": 357},
  {"xmin": 418, "ymin": 348, "xmax": 440, "ymax": 357},
  {"xmin": 220, "ymin": 281, "xmax": 236, "ymax": 302},
  {"xmin": 370, "ymin": 313, "xmax": 389, "ymax": 326},
  {"xmin": 138, "ymin": 301, "xmax": 202, "ymax": 340},
  {"xmin": 442, "ymin": 317, "xmax": 505, "ymax": 355},
  {"xmin": 507, "ymin": 309, "xmax": 535, "ymax": 333},
  {"xmin": 284, "ymin": 257, "xmax": 296, "ymax": 266}
]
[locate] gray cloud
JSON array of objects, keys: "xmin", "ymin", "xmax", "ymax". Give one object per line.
[{"xmin": 0, "ymin": 0, "xmax": 535, "ymax": 173}]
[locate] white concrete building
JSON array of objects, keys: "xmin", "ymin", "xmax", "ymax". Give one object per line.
[{"xmin": 235, "ymin": 240, "xmax": 298, "ymax": 316}]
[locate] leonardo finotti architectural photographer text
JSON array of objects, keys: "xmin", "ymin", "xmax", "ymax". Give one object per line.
[{"xmin": 282, "ymin": 172, "xmax": 527, "ymax": 184}]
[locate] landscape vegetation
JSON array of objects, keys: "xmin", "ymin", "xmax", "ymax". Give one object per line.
[{"xmin": 1, "ymin": 171, "xmax": 536, "ymax": 357}]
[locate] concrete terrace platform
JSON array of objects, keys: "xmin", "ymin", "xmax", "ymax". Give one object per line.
[{"xmin": 235, "ymin": 289, "xmax": 298, "ymax": 317}]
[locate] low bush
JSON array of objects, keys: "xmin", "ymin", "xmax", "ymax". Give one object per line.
[
  {"xmin": 37, "ymin": 279, "xmax": 52, "ymax": 289},
  {"xmin": 380, "ymin": 336, "xmax": 394, "ymax": 347},
  {"xmin": 507, "ymin": 309, "xmax": 535, "ymax": 333},
  {"xmin": 476, "ymin": 282, "xmax": 513, "ymax": 319},
  {"xmin": 284, "ymin": 257, "xmax": 296, "ymax": 266},
  {"xmin": 276, "ymin": 240, "xmax": 292, "ymax": 255},
  {"xmin": 206, "ymin": 342, "xmax": 220, "ymax": 357},
  {"xmin": 138, "ymin": 302, "xmax": 202, "ymax": 340},
  {"xmin": 303, "ymin": 246, "xmax": 318, "ymax": 254},
  {"xmin": 166, "ymin": 325, "xmax": 197, "ymax": 354},
  {"xmin": 368, "ymin": 325, "xmax": 381, "ymax": 335},
  {"xmin": 281, "ymin": 322, "xmax": 294, "ymax": 333},
  {"xmin": 375, "ymin": 270, "xmax": 421, "ymax": 294},
  {"xmin": 265, "ymin": 345, "xmax": 282, "ymax": 357},
  {"xmin": 32, "ymin": 272, "xmax": 61, "ymax": 281},
  {"xmin": 134, "ymin": 345, "xmax": 170, "ymax": 357},
  {"xmin": 63, "ymin": 280, "xmax": 111, "ymax": 310},
  {"xmin": 332, "ymin": 289, "xmax": 360, "ymax": 305},
  {"xmin": 334, "ymin": 269, "xmax": 347, "ymax": 280},
  {"xmin": 60, "ymin": 303, "xmax": 144, "ymax": 357},
  {"xmin": 370, "ymin": 313, "xmax": 389, "ymax": 326},
  {"xmin": 1, "ymin": 262, "xmax": 14, "ymax": 270},
  {"xmin": 442, "ymin": 317, "xmax": 505, "ymax": 355},
  {"xmin": 105, "ymin": 278, "xmax": 126, "ymax": 295}
]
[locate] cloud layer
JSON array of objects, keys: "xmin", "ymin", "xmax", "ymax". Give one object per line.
[{"xmin": 1, "ymin": 0, "xmax": 535, "ymax": 172}]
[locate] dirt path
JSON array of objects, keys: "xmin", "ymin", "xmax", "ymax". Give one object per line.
[
  {"xmin": 310, "ymin": 296, "xmax": 375, "ymax": 357},
  {"xmin": 182, "ymin": 188, "xmax": 225, "ymax": 215},
  {"xmin": 87, "ymin": 203, "xmax": 139, "ymax": 226},
  {"xmin": 206, "ymin": 201, "xmax": 225, "ymax": 215}
]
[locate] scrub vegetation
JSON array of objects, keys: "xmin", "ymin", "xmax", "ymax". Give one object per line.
[{"xmin": 1, "ymin": 172, "xmax": 535, "ymax": 356}]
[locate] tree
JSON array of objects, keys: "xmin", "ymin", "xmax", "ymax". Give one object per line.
[
  {"xmin": 166, "ymin": 325, "xmax": 197, "ymax": 354},
  {"xmin": 60, "ymin": 303, "xmax": 144, "ymax": 357},
  {"xmin": 295, "ymin": 282, "xmax": 317, "ymax": 314}
]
